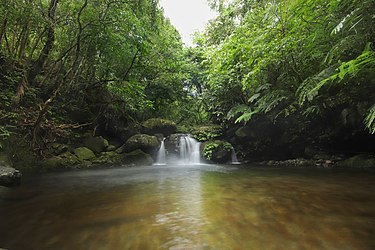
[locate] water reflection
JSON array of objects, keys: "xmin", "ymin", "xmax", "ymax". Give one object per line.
[{"xmin": 0, "ymin": 166, "xmax": 375, "ymax": 249}]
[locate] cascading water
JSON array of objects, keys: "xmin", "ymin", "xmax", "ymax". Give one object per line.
[
  {"xmin": 231, "ymin": 148, "xmax": 240, "ymax": 164},
  {"xmin": 179, "ymin": 135, "xmax": 201, "ymax": 164},
  {"xmin": 155, "ymin": 138, "xmax": 166, "ymax": 165}
]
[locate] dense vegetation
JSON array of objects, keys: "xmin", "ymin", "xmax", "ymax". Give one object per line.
[
  {"xmin": 195, "ymin": 0, "xmax": 375, "ymax": 158},
  {"xmin": 0, "ymin": 0, "xmax": 374, "ymax": 167},
  {"xmin": 0, "ymin": 0, "xmax": 196, "ymax": 150}
]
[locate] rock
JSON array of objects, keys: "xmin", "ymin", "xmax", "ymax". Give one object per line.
[
  {"xmin": 165, "ymin": 133, "xmax": 184, "ymax": 156},
  {"xmin": 123, "ymin": 149, "xmax": 153, "ymax": 166},
  {"xmin": 42, "ymin": 152, "xmax": 81, "ymax": 169},
  {"xmin": 84, "ymin": 136, "xmax": 109, "ymax": 154},
  {"xmin": 142, "ymin": 118, "xmax": 177, "ymax": 136},
  {"xmin": 260, "ymin": 158, "xmax": 315, "ymax": 167},
  {"xmin": 94, "ymin": 151, "xmax": 124, "ymax": 164},
  {"xmin": 120, "ymin": 134, "xmax": 159, "ymax": 154},
  {"xmin": 235, "ymin": 126, "xmax": 254, "ymax": 138},
  {"xmin": 73, "ymin": 147, "xmax": 96, "ymax": 161},
  {"xmin": 0, "ymin": 166, "xmax": 21, "ymax": 187},
  {"xmin": 42, "ymin": 156, "xmax": 63, "ymax": 169},
  {"xmin": 106, "ymin": 145, "xmax": 117, "ymax": 151},
  {"xmin": 202, "ymin": 140, "xmax": 233, "ymax": 163},
  {"xmin": 0, "ymin": 152, "xmax": 21, "ymax": 186},
  {"xmin": 339, "ymin": 155, "xmax": 375, "ymax": 168},
  {"xmin": 50, "ymin": 143, "xmax": 69, "ymax": 155}
]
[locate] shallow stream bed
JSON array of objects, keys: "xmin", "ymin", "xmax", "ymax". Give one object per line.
[{"xmin": 1, "ymin": 164, "xmax": 375, "ymax": 249}]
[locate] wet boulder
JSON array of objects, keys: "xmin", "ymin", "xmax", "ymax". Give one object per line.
[
  {"xmin": 0, "ymin": 154, "xmax": 21, "ymax": 186},
  {"xmin": 0, "ymin": 166, "xmax": 21, "ymax": 187},
  {"xmin": 119, "ymin": 134, "xmax": 159, "ymax": 154},
  {"xmin": 142, "ymin": 118, "xmax": 177, "ymax": 136}
]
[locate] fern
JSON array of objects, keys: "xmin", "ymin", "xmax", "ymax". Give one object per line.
[
  {"xmin": 298, "ymin": 43, "xmax": 375, "ymax": 105},
  {"xmin": 365, "ymin": 104, "xmax": 375, "ymax": 134},
  {"xmin": 227, "ymin": 104, "xmax": 252, "ymax": 119},
  {"xmin": 235, "ymin": 110, "xmax": 257, "ymax": 123}
]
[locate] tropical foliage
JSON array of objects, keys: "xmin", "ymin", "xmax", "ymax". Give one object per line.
[{"xmin": 198, "ymin": 0, "xmax": 375, "ymax": 135}]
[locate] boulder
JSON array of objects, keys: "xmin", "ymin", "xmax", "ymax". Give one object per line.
[
  {"xmin": 106, "ymin": 145, "xmax": 117, "ymax": 151},
  {"xmin": 83, "ymin": 136, "xmax": 109, "ymax": 154},
  {"xmin": 124, "ymin": 149, "xmax": 153, "ymax": 166},
  {"xmin": 339, "ymin": 155, "xmax": 375, "ymax": 168},
  {"xmin": 142, "ymin": 118, "xmax": 177, "ymax": 136},
  {"xmin": 73, "ymin": 147, "xmax": 96, "ymax": 161},
  {"xmin": 42, "ymin": 152, "xmax": 81, "ymax": 169},
  {"xmin": 0, "ymin": 166, "xmax": 21, "ymax": 187},
  {"xmin": 202, "ymin": 140, "xmax": 233, "ymax": 163},
  {"xmin": 119, "ymin": 134, "xmax": 159, "ymax": 154},
  {"xmin": 235, "ymin": 126, "xmax": 254, "ymax": 138},
  {"xmin": 94, "ymin": 151, "xmax": 125, "ymax": 164},
  {"xmin": 50, "ymin": 143, "xmax": 69, "ymax": 155}
]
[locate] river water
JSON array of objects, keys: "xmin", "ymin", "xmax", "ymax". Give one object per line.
[{"xmin": 1, "ymin": 164, "xmax": 375, "ymax": 249}]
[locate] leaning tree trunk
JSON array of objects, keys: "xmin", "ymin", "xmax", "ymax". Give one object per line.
[{"xmin": 27, "ymin": 0, "xmax": 59, "ymax": 85}]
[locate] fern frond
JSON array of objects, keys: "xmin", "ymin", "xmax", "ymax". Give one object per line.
[
  {"xmin": 227, "ymin": 104, "xmax": 251, "ymax": 119},
  {"xmin": 235, "ymin": 110, "xmax": 257, "ymax": 124},
  {"xmin": 298, "ymin": 43, "xmax": 375, "ymax": 104}
]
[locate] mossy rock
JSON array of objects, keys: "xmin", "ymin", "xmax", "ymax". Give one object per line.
[
  {"xmin": 106, "ymin": 145, "xmax": 117, "ymax": 151},
  {"xmin": 94, "ymin": 151, "xmax": 125, "ymax": 164},
  {"xmin": 142, "ymin": 118, "xmax": 177, "ymax": 136},
  {"xmin": 50, "ymin": 143, "xmax": 69, "ymax": 155},
  {"xmin": 123, "ymin": 149, "xmax": 153, "ymax": 166},
  {"xmin": 42, "ymin": 152, "xmax": 81, "ymax": 169},
  {"xmin": 202, "ymin": 140, "xmax": 233, "ymax": 163},
  {"xmin": 73, "ymin": 147, "xmax": 96, "ymax": 162},
  {"xmin": 121, "ymin": 134, "xmax": 159, "ymax": 154},
  {"xmin": 339, "ymin": 155, "xmax": 375, "ymax": 168},
  {"xmin": 191, "ymin": 125, "xmax": 222, "ymax": 142},
  {"xmin": 84, "ymin": 136, "xmax": 109, "ymax": 154}
]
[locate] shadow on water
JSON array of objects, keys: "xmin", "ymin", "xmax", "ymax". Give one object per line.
[{"xmin": 1, "ymin": 163, "xmax": 375, "ymax": 249}]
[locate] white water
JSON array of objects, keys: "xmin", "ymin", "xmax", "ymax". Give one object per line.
[
  {"xmin": 179, "ymin": 135, "xmax": 201, "ymax": 164},
  {"xmin": 155, "ymin": 138, "xmax": 166, "ymax": 165},
  {"xmin": 231, "ymin": 148, "xmax": 240, "ymax": 164}
]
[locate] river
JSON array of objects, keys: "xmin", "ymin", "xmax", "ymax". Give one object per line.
[{"xmin": 1, "ymin": 164, "xmax": 375, "ymax": 249}]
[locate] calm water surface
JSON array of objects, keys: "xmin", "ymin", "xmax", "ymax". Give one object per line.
[{"xmin": 1, "ymin": 164, "xmax": 375, "ymax": 249}]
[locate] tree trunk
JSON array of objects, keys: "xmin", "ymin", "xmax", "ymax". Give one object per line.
[
  {"xmin": 28, "ymin": 0, "xmax": 59, "ymax": 85},
  {"xmin": 0, "ymin": 18, "xmax": 7, "ymax": 44}
]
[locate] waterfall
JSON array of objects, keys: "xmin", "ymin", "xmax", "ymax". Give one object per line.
[
  {"xmin": 155, "ymin": 138, "xmax": 166, "ymax": 165},
  {"xmin": 179, "ymin": 135, "xmax": 201, "ymax": 164},
  {"xmin": 231, "ymin": 148, "xmax": 240, "ymax": 164}
]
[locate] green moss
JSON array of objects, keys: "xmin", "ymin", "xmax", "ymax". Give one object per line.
[
  {"xmin": 203, "ymin": 140, "xmax": 233, "ymax": 161},
  {"xmin": 191, "ymin": 125, "xmax": 222, "ymax": 142},
  {"xmin": 142, "ymin": 118, "xmax": 177, "ymax": 135}
]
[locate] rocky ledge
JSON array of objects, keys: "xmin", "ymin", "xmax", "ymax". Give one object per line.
[{"xmin": 0, "ymin": 166, "xmax": 22, "ymax": 187}]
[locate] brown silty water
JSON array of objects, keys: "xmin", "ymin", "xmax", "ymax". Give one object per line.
[{"xmin": 1, "ymin": 164, "xmax": 375, "ymax": 249}]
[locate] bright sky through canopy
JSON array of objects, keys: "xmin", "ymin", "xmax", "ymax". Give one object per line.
[{"xmin": 159, "ymin": 0, "xmax": 216, "ymax": 46}]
